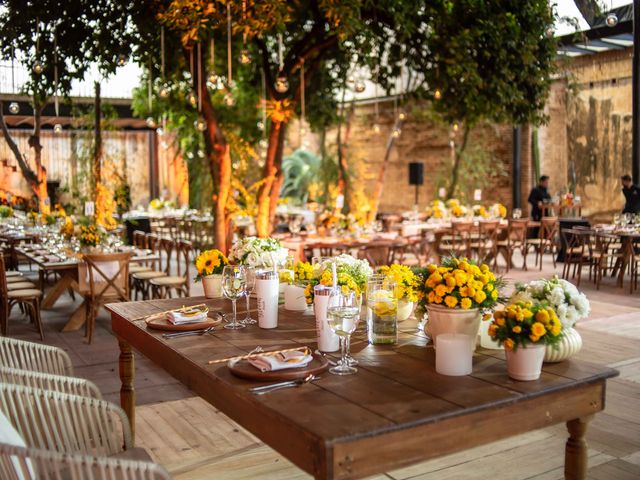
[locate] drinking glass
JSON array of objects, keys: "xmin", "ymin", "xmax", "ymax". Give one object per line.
[
  {"xmin": 289, "ymin": 215, "xmax": 303, "ymax": 237},
  {"xmin": 326, "ymin": 288, "xmax": 361, "ymax": 375},
  {"xmin": 367, "ymin": 281, "xmax": 398, "ymax": 345},
  {"xmin": 512, "ymin": 208, "xmax": 522, "ymax": 219},
  {"xmin": 222, "ymin": 265, "xmax": 247, "ymax": 330},
  {"xmin": 243, "ymin": 266, "xmax": 257, "ymax": 325}
]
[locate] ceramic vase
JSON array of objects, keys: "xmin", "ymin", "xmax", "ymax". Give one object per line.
[
  {"xmin": 506, "ymin": 343, "xmax": 545, "ymax": 381},
  {"xmin": 202, "ymin": 274, "xmax": 223, "ymax": 299},
  {"xmin": 426, "ymin": 304, "xmax": 481, "ymax": 349},
  {"xmin": 544, "ymin": 327, "xmax": 582, "ymax": 363}
]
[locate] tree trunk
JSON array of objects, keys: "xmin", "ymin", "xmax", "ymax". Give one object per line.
[
  {"xmin": 29, "ymin": 98, "xmax": 49, "ymax": 213},
  {"xmin": 0, "ymin": 101, "xmax": 39, "ymax": 189},
  {"xmin": 368, "ymin": 119, "xmax": 405, "ymax": 223},
  {"xmin": 256, "ymin": 120, "xmax": 283, "ymax": 237},
  {"xmin": 446, "ymin": 126, "xmax": 471, "ymax": 199},
  {"xmin": 267, "ymin": 122, "xmax": 287, "ymax": 229},
  {"xmin": 94, "ymin": 81, "xmax": 102, "ymax": 193}
]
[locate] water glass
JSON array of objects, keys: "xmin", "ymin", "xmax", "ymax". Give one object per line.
[
  {"xmin": 243, "ymin": 266, "xmax": 257, "ymax": 325},
  {"xmin": 327, "ymin": 288, "xmax": 361, "ymax": 375},
  {"xmin": 222, "ymin": 265, "xmax": 247, "ymax": 330},
  {"xmin": 512, "ymin": 208, "xmax": 522, "ymax": 219},
  {"xmin": 367, "ymin": 281, "xmax": 398, "ymax": 345}
]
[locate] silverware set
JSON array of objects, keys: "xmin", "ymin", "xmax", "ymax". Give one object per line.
[{"xmin": 250, "ymin": 374, "xmax": 320, "ymax": 395}]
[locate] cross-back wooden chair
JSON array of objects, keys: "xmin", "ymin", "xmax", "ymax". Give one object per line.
[
  {"xmin": 0, "ymin": 256, "xmax": 44, "ymax": 340},
  {"xmin": 470, "ymin": 220, "xmax": 500, "ymax": 266},
  {"xmin": 150, "ymin": 240, "xmax": 193, "ymax": 298},
  {"xmin": 497, "ymin": 218, "xmax": 530, "ymax": 271},
  {"xmin": 131, "ymin": 234, "xmax": 168, "ymax": 300},
  {"xmin": 561, "ymin": 228, "xmax": 594, "ymax": 286},
  {"xmin": 79, "ymin": 251, "xmax": 132, "ymax": 344},
  {"xmin": 593, "ymin": 232, "xmax": 624, "ymax": 290},
  {"xmin": 526, "ymin": 216, "xmax": 559, "ymax": 270},
  {"xmin": 438, "ymin": 221, "xmax": 474, "ymax": 259},
  {"xmin": 358, "ymin": 242, "xmax": 392, "ymax": 267}
]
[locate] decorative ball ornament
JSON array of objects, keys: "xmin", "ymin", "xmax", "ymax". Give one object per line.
[
  {"xmin": 8, "ymin": 102, "xmax": 19, "ymax": 114},
  {"xmin": 354, "ymin": 79, "xmax": 366, "ymax": 93},
  {"xmin": 372, "ymin": 124, "xmax": 381, "ymax": 134},
  {"xmin": 275, "ymin": 75, "xmax": 289, "ymax": 93},
  {"xmin": 398, "ymin": 111, "xmax": 406, "ymax": 120},
  {"xmin": 257, "ymin": 120, "xmax": 265, "ymax": 131},
  {"xmin": 259, "ymin": 138, "xmax": 268, "ymax": 149},
  {"xmin": 545, "ymin": 26, "xmax": 555, "ymax": 38},
  {"xmin": 187, "ymin": 91, "xmax": 198, "ymax": 107},
  {"xmin": 146, "ymin": 117, "xmax": 156, "ymax": 128},
  {"xmin": 434, "ymin": 89, "xmax": 442, "ymax": 100},
  {"xmin": 53, "ymin": 123, "xmax": 63, "ymax": 133},
  {"xmin": 606, "ymin": 12, "xmax": 618, "ymax": 27},
  {"xmin": 158, "ymin": 84, "xmax": 170, "ymax": 98},
  {"xmin": 239, "ymin": 48, "xmax": 251, "ymax": 65},
  {"xmin": 453, "ymin": 123, "xmax": 459, "ymax": 132},
  {"xmin": 156, "ymin": 127, "xmax": 164, "ymax": 136},
  {"xmin": 392, "ymin": 128, "xmax": 401, "ymax": 138},
  {"xmin": 32, "ymin": 60, "xmax": 43, "ymax": 75},
  {"xmin": 195, "ymin": 117, "xmax": 207, "ymax": 131},
  {"xmin": 223, "ymin": 92, "xmax": 236, "ymax": 106},
  {"xmin": 117, "ymin": 54, "xmax": 128, "ymax": 67}
]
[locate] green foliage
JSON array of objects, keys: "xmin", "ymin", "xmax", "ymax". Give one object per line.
[{"xmin": 281, "ymin": 149, "xmax": 322, "ymax": 204}]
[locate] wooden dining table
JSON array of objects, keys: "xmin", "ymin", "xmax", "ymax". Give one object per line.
[{"xmin": 108, "ymin": 297, "xmax": 617, "ymax": 480}]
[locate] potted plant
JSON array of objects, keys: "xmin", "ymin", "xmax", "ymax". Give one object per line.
[
  {"xmin": 303, "ymin": 254, "xmax": 373, "ymax": 305},
  {"xmin": 377, "ymin": 264, "xmax": 419, "ymax": 321},
  {"xmin": 416, "ymin": 257, "xmax": 503, "ymax": 348},
  {"xmin": 228, "ymin": 236, "xmax": 289, "ymax": 270},
  {"xmin": 487, "ymin": 302, "xmax": 563, "ymax": 381},
  {"xmin": 510, "ymin": 276, "xmax": 589, "ymax": 362},
  {"xmin": 76, "ymin": 220, "xmax": 105, "ymax": 253},
  {"xmin": 283, "ymin": 261, "xmax": 314, "ymax": 311},
  {"xmin": 195, "ymin": 249, "xmax": 228, "ymax": 298}
]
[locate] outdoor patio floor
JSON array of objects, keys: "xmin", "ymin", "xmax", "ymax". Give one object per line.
[{"xmin": 5, "ymin": 254, "xmax": 640, "ymax": 480}]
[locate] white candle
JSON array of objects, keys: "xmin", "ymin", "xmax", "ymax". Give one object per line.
[
  {"xmin": 314, "ymin": 285, "xmax": 339, "ymax": 352},
  {"xmin": 284, "ymin": 284, "xmax": 308, "ymax": 311},
  {"xmin": 435, "ymin": 333, "xmax": 473, "ymax": 376},
  {"xmin": 256, "ymin": 271, "xmax": 279, "ymax": 329}
]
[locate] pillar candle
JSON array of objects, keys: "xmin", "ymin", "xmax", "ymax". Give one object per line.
[{"xmin": 435, "ymin": 333, "xmax": 473, "ymax": 376}]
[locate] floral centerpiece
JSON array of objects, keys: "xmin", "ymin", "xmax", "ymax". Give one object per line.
[
  {"xmin": 303, "ymin": 254, "xmax": 373, "ymax": 304},
  {"xmin": 228, "ymin": 236, "xmax": 289, "ymax": 269},
  {"xmin": 77, "ymin": 222, "xmax": 105, "ymax": 249},
  {"xmin": 195, "ymin": 249, "xmax": 228, "ymax": 298},
  {"xmin": 414, "ymin": 257, "xmax": 503, "ymax": 347},
  {"xmin": 283, "ymin": 261, "xmax": 314, "ymax": 311},
  {"xmin": 59, "ymin": 217, "xmax": 74, "ymax": 239},
  {"xmin": 487, "ymin": 301, "xmax": 563, "ymax": 380},
  {"xmin": 377, "ymin": 264, "xmax": 420, "ymax": 321},
  {"xmin": 426, "ymin": 200, "xmax": 446, "ymax": 219},
  {"xmin": 488, "ymin": 203, "xmax": 507, "ymax": 219},
  {"xmin": 447, "ymin": 199, "xmax": 468, "ymax": 218},
  {"xmin": 510, "ymin": 276, "xmax": 589, "ymax": 361}
]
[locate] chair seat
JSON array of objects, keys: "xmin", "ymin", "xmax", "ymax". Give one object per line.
[
  {"xmin": 527, "ymin": 239, "xmax": 543, "ymax": 245},
  {"xmin": 129, "ymin": 265, "xmax": 153, "ymax": 274},
  {"xmin": 6, "ymin": 276, "xmax": 26, "ymax": 283},
  {"xmin": 150, "ymin": 276, "xmax": 187, "ymax": 286},
  {"xmin": 132, "ymin": 271, "xmax": 167, "ymax": 280},
  {"xmin": 5, "ymin": 271, "xmax": 23, "ymax": 278},
  {"xmin": 7, "ymin": 288, "xmax": 42, "ymax": 299},
  {"xmin": 7, "ymin": 282, "xmax": 36, "ymax": 291}
]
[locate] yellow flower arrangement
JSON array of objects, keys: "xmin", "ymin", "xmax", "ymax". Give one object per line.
[
  {"xmin": 77, "ymin": 222, "xmax": 104, "ymax": 247},
  {"xmin": 416, "ymin": 257, "xmax": 502, "ymax": 311},
  {"xmin": 293, "ymin": 261, "xmax": 314, "ymax": 284},
  {"xmin": 59, "ymin": 217, "xmax": 74, "ymax": 238},
  {"xmin": 377, "ymin": 264, "xmax": 420, "ymax": 302},
  {"xmin": 195, "ymin": 249, "xmax": 228, "ymax": 278},
  {"xmin": 487, "ymin": 301, "xmax": 563, "ymax": 350}
]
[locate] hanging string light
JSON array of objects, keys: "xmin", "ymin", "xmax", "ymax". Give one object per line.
[
  {"xmin": 239, "ymin": 0, "xmax": 251, "ymax": 65},
  {"xmin": 53, "ymin": 30, "xmax": 62, "ymax": 134},
  {"xmin": 606, "ymin": 0, "xmax": 618, "ymax": 27},
  {"xmin": 9, "ymin": 46, "xmax": 19, "ymax": 114},
  {"xmin": 187, "ymin": 48, "xmax": 197, "ymax": 107},
  {"xmin": 274, "ymin": 33, "xmax": 289, "ymax": 93},
  {"xmin": 158, "ymin": 26, "xmax": 170, "ymax": 98},
  {"xmin": 32, "ymin": 19, "xmax": 43, "ymax": 74},
  {"xmin": 195, "ymin": 42, "xmax": 207, "ymax": 131},
  {"xmin": 208, "ymin": 37, "xmax": 219, "ymax": 87},
  {"xmin": 257, "ymin": 67, "xmax": 266, "ymax": 131},
  {"xmin": 146, "ymin": 59, "xmax": 156, "ymax": 128},
  {"xmin": 223, "ymin": 2, "xmax": 236, "ymax": 106}
]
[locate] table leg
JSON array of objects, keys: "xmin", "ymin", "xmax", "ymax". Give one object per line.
[
  {"xmin": 118, "ymin": 337, "xmax": 136, "ymax": 443},
  {"xmin": 41, "ymin": 274, "xmax": 75, "ymax": 309},
  {"xmin": 565, "ymin": 416, "xmax": 592, "ymax": 480},
  {"xmin": 61, "ymin": 300, "xmax": 87, "ymax": 332}
]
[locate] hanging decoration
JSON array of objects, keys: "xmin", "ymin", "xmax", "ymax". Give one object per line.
[
  {"xmin": 208, "ymin": 37, "xmax": 219, "ymax": 87},
  {"xmin": 32, "ymin": 19, "xmax": 43, "ymax": 75},
  {"xmin": 187, "ymin": 48, "xmax": 197, "ymax": 107},
  {"xmin": 606, "ymin": 1, "xmax": 618, "ymax": 27},
  {"xmin": 53, "ymin": 124, "xmax": 63, "ymax": 133},
  {"xmin": 371, "ymin": 69, "xmax": 380, "ymax": 134},
  {"xmin": 53, "ymin": 30, "xmax": 62, "ymax": 134},
  {"xmin": 257, "ymin": 68, "xmax": 266, "ymax": 131},
  {"xmin": 354, "ymin": 77, "xmax": 366, "ymax": 93},
  {"xmin": 117, "ymin": 54, "xmax": 128, "ymax": 67},
  {"xmin": 9, "ymin": 46, "xmax": 19, "ymax": 114},
  {"xmin": 299, "ymin": 59, "xmax": 306, "ymax": 137},
  {"xmin": 239, "ymin": 0, "xmax": 251, "ymax": 65},
  {"xmin": 434, "ymin": 88, "xmax": 442, "ymax": 100},
  {"xmin": 223, "ymin": 2, "xmax": 236, "ymax": 106},
  {"xmin": 159, "ymin": 26, "xmax": 170, "ymax": 98},
  {"xmin": 274, "ymin": 33, "xmax": 289, "ymax": 93},
  {"xmin": 146, "ymin": 59, "xmax": 155, "ymax": 128},
  {"xmin": 194, "ymin": 42, "xmax": 207, "ymax": 131}
]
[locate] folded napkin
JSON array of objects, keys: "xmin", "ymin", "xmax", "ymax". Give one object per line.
[
  {"xmin": 248, "ymin": 350, "xmax": 313, "ymax": 372},
  {"xmin": 167, "ymin": 310, "xmax": 209, "ymax": 325}
]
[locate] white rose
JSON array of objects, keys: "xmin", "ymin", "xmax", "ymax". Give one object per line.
[
  {"xmin": 245, "ymin": 252, "xmax": 259, "ymax": 267},
  {"xmin": 549, "ymin": 287, "xmax": 566, "ymax": 307}
]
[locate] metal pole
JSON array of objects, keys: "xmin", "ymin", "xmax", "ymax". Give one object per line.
[
  {"xmin": 512, "ymin": 126, "xmax": 522, "ymax": 209},
  {"xmin": 633, "ymin": 0, "xmax": 640, "ymax": 183}
]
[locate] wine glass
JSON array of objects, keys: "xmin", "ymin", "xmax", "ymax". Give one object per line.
[
  {"xmin": 289, "ymin": 215, "xmax": 303, "ymax": 238},
  {"xmin": 222, "ymin": 265, "xmax": 247, "ymax": 330},
  {"xmin": 242, "ymin": 266, "xmax": 257, "ymax": 325},
  {"xmin": 512, "ymin": 208, "xmax": 522, "ymax": 219},
  {"xmin": 326, "ymin": 288, "xmax": 361, "ymax": 375}
]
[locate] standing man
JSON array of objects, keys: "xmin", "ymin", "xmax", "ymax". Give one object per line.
[
  {"xmin": 621, "ymin": 174, "xmax": 640, "ymax": 214},
  {"xmin": 528, "ymin": 175, "xmax": 551, "ymax": 221}
]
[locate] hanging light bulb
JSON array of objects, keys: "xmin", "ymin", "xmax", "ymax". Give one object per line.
[
  {"xmin": 354, "ymin": 78, "xmax": 366, "ymax": 93},
  {"xmin": 398, "ymin": 111, "xmax": 406, "ymax": 120},
  {"xmin": 392, "ymin": 128, "xmax": 401, "ymax": 138},
  {"xmin": 187, "ymin": 90, "xmax": 197, "ymax": 107},
  {"xmin": 223, "ymin": 92, "xmax": 236, "ymax": 106},
  {"xmin": 160, "ymin": 140, "xmax": 169, "ymax": 150},
  {"xmin": 156, "ymin": 127, "xmax": 164, "ymax": 136},
  {"xmin": 158, "ymin": 84, "xmax": 170, "ymax": 98},
  {"xmin": 606, "ymin": 12, "xmax": 618, "ymax": 27},
  {"xmin": 207, "ymin": 72, "xmax": 219, "ymax": 85},
  {"xmin": 257, "ymin": 120, "xmax": 265, "ymax": 131},
  {"xmin": 53, "ymin": 123, "xmax": 63, "ymax": 133},
  {"xmin": 8, "ymin": 102, "xmax": 19, "ymax": 114},
  {"xmin": 275, "ymin": 74, "xmax": 289, "ymax": 93},
  {"xmin": 453, "ymin": 123, "xmax": 459, "ymax": 132},
  {"xmin": 259, "ymin": 138, "xmax": 268, "ymax": 149},
  {"xmin": 434, "ymin": 88, "xmax": 442, "ymax": 100},
  {"xmin": 146, "ymin": 117, "xmax": 156, "ymax": 128},
  {"xmin": 372, "ymin": 124, "xmax": 381, "ymax": 134},
  {"xmin": 545, "ymin": 26, "xmax": 555, "ymax": 38},
  {"xmin": 117, "ymin": 54, "xmax": 128, "ymax": 67},
  {"xmin": 239, "ymin": 48, "xmax": 251, "ymax": 65},
  {"xmin": 195, "ymin": 117, "xmax": 207, "ymax": 131},
  {"xmin": 300, "ymin": 126, "xmax": 307, "ymax": 136},
  {"xmin": 32, "ymin": 60, "xmax": 43, "ymax": 75}
]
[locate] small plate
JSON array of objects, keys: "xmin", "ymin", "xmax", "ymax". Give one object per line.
[
  {"xmin": 146, "ymin": 311, "xmax": 221, "ymax": 332},
  {"xmin": 227, "ymin": 352, "xmax": 329, "ymax": 382}
]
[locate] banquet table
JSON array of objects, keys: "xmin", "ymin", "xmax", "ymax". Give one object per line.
[
  {"xmin": 17, "ymin": 245, "xmax": 159, "ymax": 332},
  {"xmin": 0, "ymin": 231, "xmax": 40, "ymax": 269},
  {"xmin": 107, "ymin": 297, "xmax": 617, "ymax": 480},
  {"xmin": 280, "ymin": 234, "xmax": 407, "ymax": 262}
]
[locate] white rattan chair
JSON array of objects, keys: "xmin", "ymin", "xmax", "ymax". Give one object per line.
[
  {"xmin": 0, "ymin": 443, "xmax": 170, "ymax": 480},
  {"xmin": 0, "ymin": 384, "xmax": 131, "ymax": 456},
  {"xmin": 0, "ymin": 337, "xmax": 73, "ymax": 376},
  {"xmin": 0, "ymin": 367, "xmax": 101, "ymax": 399}
]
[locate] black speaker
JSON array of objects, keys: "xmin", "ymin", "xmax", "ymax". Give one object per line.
[{"xmin": 409, "ymin": 162, "xmax": 424, "ymax": 186}]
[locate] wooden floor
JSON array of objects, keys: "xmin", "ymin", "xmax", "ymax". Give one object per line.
[{"xmin": 5, "ymin": 253, "xmax": 640, "ymax": 479}]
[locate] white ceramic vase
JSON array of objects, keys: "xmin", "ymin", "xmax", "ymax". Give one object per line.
[
  {"xmin": 284, "ymin": 284, "xmax": 308, "ymax": 311},
  {"xmin": 426, "ymin": 305, "xmax": 481, "ymax": 349},
  {"xmin": 544, "ymin": 327, "xmax": 583, "ymax": 363},
  {"xmin": 397, "ymin": 300, "xmax": 415, "ymax": 322},
  {"xmin": 506, "ymin": 343, "xmax": 545, "ymax": 381},
  {"xmin": 202, "ymin": 274, "xmax": 223, "ymax": 299}
]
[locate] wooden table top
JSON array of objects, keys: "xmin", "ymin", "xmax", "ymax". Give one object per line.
[
  {"xmin": 16, "ymin": 246, "xmax": 159, "ymax": 271},
  {"xmin": 108, "ymin": 297, "xmax": 618, "ymax": 479}
]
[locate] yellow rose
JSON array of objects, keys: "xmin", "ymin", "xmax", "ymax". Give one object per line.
[
  {"xmin": 444, "ymin": 295, "xmax": 458, "ymax": 308},
  {"xmin": 454, "ymin": 271, "xmax": 467, "ymax": 287},
  {"xmin": 522, "ymin": 309, "xmax": 533, "ymax": 320},
  {"xmin": 460, "ymin": 298, "xmax": 472, "ymax": 309},
  {"xmin": 427, "ymin": 291, "xmax": 436, "ymax": 303},
  {"xmin": 531, "ymin": 322, "xmax": 546, "ymax": 337},
  {"xmin": 491, "ymin": 290, "xmax": 498, "ymax": 300},
  {"xmin": 459, "ymin": 286, "xmax": 469, "ymax": 297},
  {"xmin": 504, "ymin": 338, "xmax": 515, "ymax": 350},
  {"xmin": 445, "ymin": 275, "xmax": 457, "ymax": 289},
  {"xmin": 480, "ymin": 263, "xmax": 489, "ymax": 272},
  {"xmin": 427, "ymin": 264, "xmax": 438, "ymax": 273},
  {"xmin": 434, "ymin": 294, "xmax": 443, "ymax": 304},
  {"xmin": 486, "ymin": 283, "xmax": 494, "ymax": 292}
]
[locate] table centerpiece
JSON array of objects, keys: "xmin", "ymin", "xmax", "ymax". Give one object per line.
[
  {"xmin": 228, "ymin": 236, "xmax": 289, "ymax": 270},
  {"xmin": 195, "ymin": 249, "xmax": 228, "ymax": 298},
  {"xmin": 376, "ymin": 264, "xmax": 420, "ymax": 321}
]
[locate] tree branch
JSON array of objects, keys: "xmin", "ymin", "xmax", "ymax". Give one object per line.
[{"xmin": 0, "ymin": 102, "xmax": 38, "ymax": 184}]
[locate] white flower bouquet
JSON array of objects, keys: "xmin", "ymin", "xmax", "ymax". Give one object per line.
[
  {"xmin": 510, "ymin": 276, "xmax": 590, "ymax": 329},
  {"xmin": 228, "ymin": 236, "xmax": 290, "ymax": 269}
]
